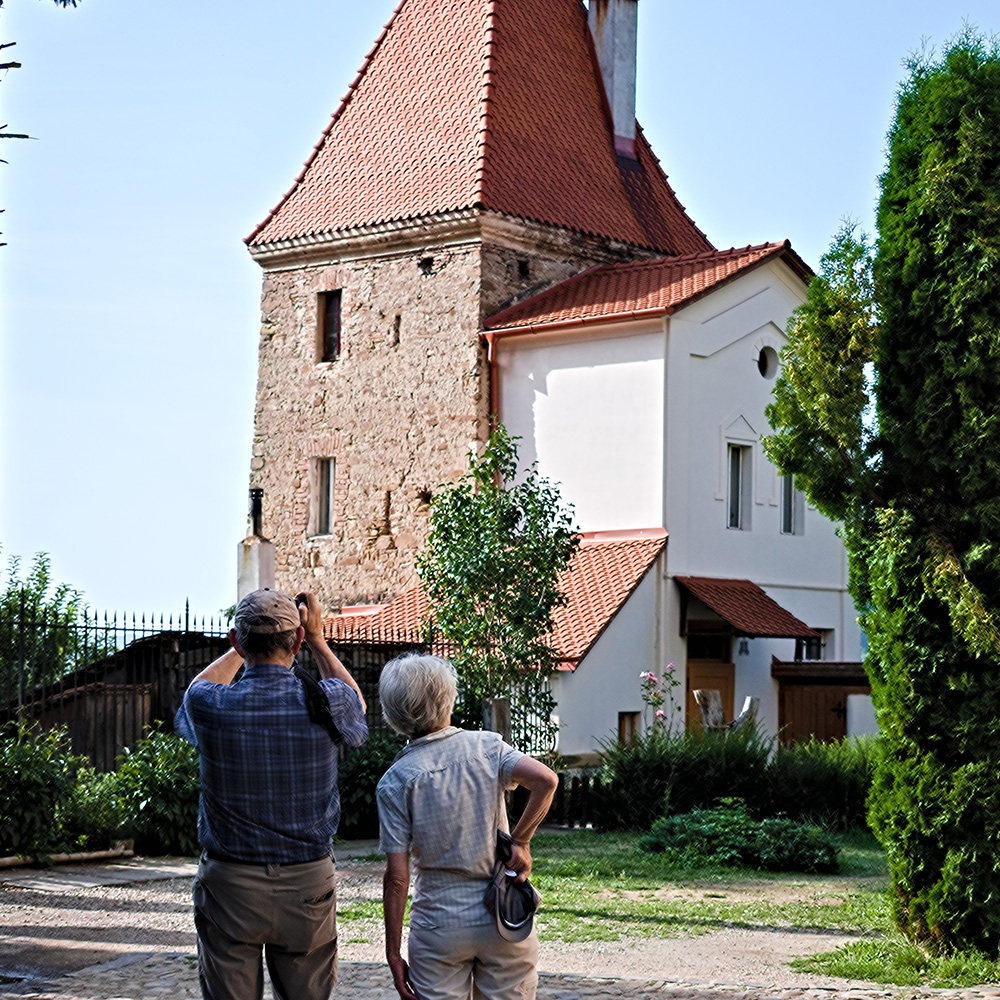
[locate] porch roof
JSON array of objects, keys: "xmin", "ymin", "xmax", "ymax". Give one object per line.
[{"xmin": 674, "ymin": 576, "xmax": 819, "ymax": 640}]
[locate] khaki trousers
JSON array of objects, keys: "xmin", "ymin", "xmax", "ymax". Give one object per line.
[
  {"xmin": 193, "ymin": 854, "xmax": 337, "ymax": 1000},
  {"xmin": 407, "ymin": 921, "xmax": 539, "ymax": 1000}
]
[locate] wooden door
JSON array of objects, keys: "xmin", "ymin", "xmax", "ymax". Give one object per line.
[
  {"xmin": 777, "ymin": 682, "xmax": 871, "ymax": 745},
  {"xmin": 686, "ymin": 659, "xmax": 735, "ymax": 732}
]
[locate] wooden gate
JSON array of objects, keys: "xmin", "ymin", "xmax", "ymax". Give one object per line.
[{"xmin": 771, "ymin": 660, "xmax": 869, "ymax": 745}]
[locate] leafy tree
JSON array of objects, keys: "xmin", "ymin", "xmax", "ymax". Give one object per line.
[
  {"xmin": 415, "ymin": 425, "xmax": 579, "ymax": 751},
  {"xmin": 764, "ymin": 31, "xmax": 1000, "ymax": 955},
  {"xmin": 0, "ymin": 547, "xmax": 91, "ymax": 704}
]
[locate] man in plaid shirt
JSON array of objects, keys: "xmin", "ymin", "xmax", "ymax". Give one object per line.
[{"xmin": 175, "ymin": 588, "xmax": 367, "ymax": 1000}]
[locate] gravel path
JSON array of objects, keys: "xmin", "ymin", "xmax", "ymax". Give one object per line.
[{"xmin": 0, "ymin": 854, "xmax": 995, "ymax": 1000}]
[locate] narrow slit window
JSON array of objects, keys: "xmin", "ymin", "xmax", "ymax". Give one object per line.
[
  {"xmin": 781, "ymin": 474, "xmax": 795, "ymax": 534},
  {"xmin": 618, "ymin": 711, "xmax": 640, "ymax": 746},
  {"xmin": 780, "ymin": 474, "xmax": 804, "ymax": 536},
  {"xmin": 727, "ymin": 444, "xmax": 751, "ymax": 530},
  {"xmin": 311, "ymin": 458, "xmax": 335, "ymax": 536},
  {"xmin": 319, "ymin": 290, "xmax": 342, "ymax": 362}
]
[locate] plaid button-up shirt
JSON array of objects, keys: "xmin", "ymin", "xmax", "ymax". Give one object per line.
[{"xmin": 175, "ymin": 662, "xmax": 367, "ymax": 863}]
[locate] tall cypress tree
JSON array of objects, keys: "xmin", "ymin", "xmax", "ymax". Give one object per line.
[{"xmin": 766, "ymin": 31, "xmax": 1000, "ymax": 954}]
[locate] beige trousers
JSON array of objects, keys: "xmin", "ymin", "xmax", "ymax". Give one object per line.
[
  {"xmin": 193, "ymin": 854, "xmax": 337, "ymax": 1000},
  {"xmin": 407, "ymin": 921, "xmax": 539, "ymax": 1000}
]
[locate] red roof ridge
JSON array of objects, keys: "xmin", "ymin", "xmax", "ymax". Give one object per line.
[
  {"xmin": 247, "ymin": 0, "xmax": 716, "ymax": 254},
  {"xmin": 320, "ymin": 531, "xmax": 668, "ymax": 666},
  {"xmin": 484, "ymin": 240, "xmax": 809, "ymax": 335},
  {"xmin": 674, "ymin": 575, "xmax": 819, "ymax": 640},
  {"xmin": 473, "ymin": 2, "xmax": 501, "ymax": 207},
  {"xmin": 245, "ymin": 1, "xmax": 408, "ymax": 246}
]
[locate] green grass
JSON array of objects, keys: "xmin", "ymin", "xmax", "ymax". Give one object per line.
[
  {"xmin": 334, "ymin": 828, "xmax": 999, "ymax": 987},
  {"xmin": 791, "ymin": 937, "xmax": 1000, "ymax": 987},
  {"xmin": 529, "ymin": 829, "xmax": 890, "ymax": 943},
  {"xmin": 530, "ymin": 829, "xmax": 999, "ymax": 986},
  {"xmin": 337, "ymin": 899, "xmax": 385, "ymax": 921}
]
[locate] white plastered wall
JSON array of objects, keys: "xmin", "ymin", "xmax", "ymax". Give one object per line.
[
  {"xmin": 496, "ymin": 258, "xmax": 865, "ymax": 751},
  {"xmin": 663, "ymin": 261, "xmax": 863, "ymax": 738},
  {"xmin": 497, "ymin": 322, "xmax": 666, "ymax": 531}
]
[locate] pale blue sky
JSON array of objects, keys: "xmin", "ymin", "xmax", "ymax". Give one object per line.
[{"xmin": 0, "ymin": 0, "xmax": 995, "ymax": 615}]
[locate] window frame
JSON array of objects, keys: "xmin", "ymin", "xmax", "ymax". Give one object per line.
[
  {"xmin": 309, "ymin": 457, "xmax": 335, "ymax": 537},
  {"xmin": 727, "ymin": 443, "xmax": 752, "ymax": 530},
  {"xmin": 318, "ymin": 290, "xmax": 342, "ymax": 363}
]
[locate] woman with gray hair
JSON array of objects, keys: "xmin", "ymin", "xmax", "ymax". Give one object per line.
[{"xmin": 377, "ymin": 654, "xmax": 558, "ymax": 1000}]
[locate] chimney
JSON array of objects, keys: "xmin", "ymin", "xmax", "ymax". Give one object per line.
[
  {"xmin": 237, "ymin": 487, "xmax": 276, "ymax": 600},
  {"xmin": 588, "ymin": 0, "xmax": 639, "ymax": 159}
]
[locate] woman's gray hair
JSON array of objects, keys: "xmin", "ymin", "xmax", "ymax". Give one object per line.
[{"xmin": 379, "ymin": 654, "xmax": 457, "ymax": 739}]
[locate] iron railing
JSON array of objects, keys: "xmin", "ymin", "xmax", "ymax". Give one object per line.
[{"xmin": 0, "ymin": 599, "xmax": 558, "ymax": 769}]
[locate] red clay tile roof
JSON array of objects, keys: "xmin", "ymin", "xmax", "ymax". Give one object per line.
[
  {"xmin": 675, "ymin": 576, "xmax": 819, "ymax": 639},
  {"xmin": 323, "ymin": 529, "xmax": 667, "ymax": 667},
  {"xmin": 247, "ymin": 0, "xmax": 711, "ymax": 255},
  {"xmin": 550, "ymin": 530, "xmax": 667, "ymax": 666},
  {"xmin": 485, "ymin": 242, "xmax": 811, "ymax": 333}
]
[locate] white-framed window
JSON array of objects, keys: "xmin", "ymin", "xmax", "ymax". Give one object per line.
[
  {"xmin": 309, "ymin": 458, "xmax": 335, "ymax": 536},
  {"xmin": 780, "ymin": 474, "xmax": 805, "ymax": 535},
  {"xmin": 727, "ymin": 444, "xmax": 752, "ymax": 530}
]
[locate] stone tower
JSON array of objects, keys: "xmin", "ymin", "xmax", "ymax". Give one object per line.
[{"xmin": 245, "ymin": 0, "xmax": 713, "ymax": 610}]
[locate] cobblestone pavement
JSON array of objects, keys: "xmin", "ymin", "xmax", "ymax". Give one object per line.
[
  {"xmin": 2, "ymin": 853, "xmax": 999, "ymax": 1000},
  {"xmin": 3, "ymin": 953, "xmax": 1000, "ymax": 1000}
]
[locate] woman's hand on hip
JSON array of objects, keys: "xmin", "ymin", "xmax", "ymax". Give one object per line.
[{"xmin": 509, "ymin": 840, "xmax": 532, "ymax": 882}]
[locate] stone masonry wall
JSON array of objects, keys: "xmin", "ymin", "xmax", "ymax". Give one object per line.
[
  {"xmin": 251, "ymin": 242, "xmax": 487, "ymax": 609},
  {"xmin": 249, "ymin": 215, "xmax": 653, "ymax": 612}
]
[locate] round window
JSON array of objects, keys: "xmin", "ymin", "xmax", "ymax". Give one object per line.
[{"xmin": 757, "ymin": 346, "xmax": 779, "ymax": 379}]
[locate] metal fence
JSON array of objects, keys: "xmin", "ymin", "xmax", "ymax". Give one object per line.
[
  {"xmin": 0, "ymin": 602, "xmax": 232, "ymax": 771},
  {"xmin": 0, "ymin": 599, "xmax": 560, "ymax": 771},
  {"xmin": 0, "ymin": 602, "xmax": 482, "ymax": 770}
]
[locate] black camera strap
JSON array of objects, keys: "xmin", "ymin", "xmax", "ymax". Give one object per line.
[{"xmin": 293, "ymin": 663, "xmax": 343, "ymax": 745}]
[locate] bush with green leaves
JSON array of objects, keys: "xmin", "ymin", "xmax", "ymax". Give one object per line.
[
  {"xmin": 769, "ymin": 735, "xmax": 877, "ymax": 830},
  {"xmin": 115, "ymin": 730, "xmax": 200, "ymax": 855},
  {"xmin": 336, "ymin": 732, "xmax": 406, "ymax": 840},
  {"xmin": 0, "ymin": 721, "xmax": 80, "ymax": 857},
  {"xmin": 595, "ymin": 727, "xmax": 772, "ymax": 832},
  {"xmin": 61, "ymin": 766, "xmax": 127, "ymax": 851},
  {"xmin": 639, "ymin": 799, "xmax": 838, "ymax": 873}
]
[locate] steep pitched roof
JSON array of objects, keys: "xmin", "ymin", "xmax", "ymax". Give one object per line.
[
  {"xmin": 485, "ymin": 241, "xmax": 811, "ymax": 333},
  {"xmin": 675, "ymin": 576, "xmax": 819, "ymax": 639},
  {"xmin": 247, "ymin": 0, "xmax": 711, "ymax": 255},
  {"xmin": 323, "ymin": 529, "xmax": 667, "ymax": 667}
]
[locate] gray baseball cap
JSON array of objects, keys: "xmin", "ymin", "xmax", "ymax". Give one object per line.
[
  {"xmin": 233, "ymin": 588, "xmax": 301, "ymax": 634},
  {"xmin": 484, "ymin": 832, "xmax": 541, "ymax": 942}
]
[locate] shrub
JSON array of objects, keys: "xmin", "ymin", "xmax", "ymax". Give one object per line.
[
  {"xmin": 337, "ymin": 731, "xmax": 406, "ymax": 839},
  {"xmin": 639, "ymin": 799, "xmax": 838, "ymax": 873},
  {"xmin": 115, "ymin": 730, "xmax": 200, "ymax": 855},
  {"xmin": 61, "ymin": 766, "xmax": 127, "ymax": 850},
  {"xmin": 0, "ymin": 721, "xmax": 80, "ymax": 857},
  {"xmin": 769, "ymin": 735, "xmax": 878, "ymax": 829},
  {"xmin": 594, "ymin": 727, "xmax": 772, "ymax": 831}
]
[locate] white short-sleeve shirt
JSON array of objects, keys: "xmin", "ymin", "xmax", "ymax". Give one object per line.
[{"xmin": 377, "ymin": 727, "xmax": 524, "ymax": 929}]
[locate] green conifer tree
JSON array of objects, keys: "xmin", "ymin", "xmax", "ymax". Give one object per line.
[{"xmin": 765, "ymin": 31, "xmax": 1000, "ymax": 954}]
